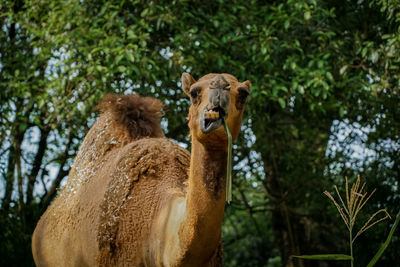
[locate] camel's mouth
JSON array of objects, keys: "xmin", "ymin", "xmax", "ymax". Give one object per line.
[{"xmin": 200, "ymin": 107, "xmax": 226, "ymax": 133}]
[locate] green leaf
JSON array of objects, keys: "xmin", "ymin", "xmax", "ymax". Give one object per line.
[
  {"xmin": 140, "ymin": 8, "xmax": 149, "ymax": 17},
  {"xmin": 298, "ymin": 85, "xmax": 305, "ymax": 94},
  {"xmin": 367, "ymin": 210, "xmax": 400, "ymax": 267},
  {"xmin": 326, "ymin": 72, "xmax": 334, "ymax": 82},
  {"xmin": 118, "ymin": 66, "xmax": 126, "ymax": 72},
  {"xmin": 278, "ymin": 98, "xmax": 286, "ymax": 108},
  {"xmin": 115, "ymin": 54, "xmax": 124, "ymax": 64},
  {"xmin": 311, "ymin": 86, "xmax": 320, "ymax": 97},
  {"xmin": 132, "ymin": 65, "xmax": 140, "ymax": 75},
  {"xmin": 126, "ymin": 53, "xmax": 135, "ymax": 62},
  {"xmin": 127, "ymin": 30, "xmax": 136, "ymax": 39},
  {"xmin": 284, "ymin": 20, "xmax": 290, "ymax": 30},
  {"xmin": 19, "ymin": 122, "xmax": 28, "ymax": 131},
  {"xmin": 292, "ymin": 80, "xmax": 298, "ymax": 90},
  {"xmin": 217, "ymin": 57, "xmax": 224, "ymax": 67},
  {"xmin": 322, "ymin": 80, "xmax": 329, "ymax": 90},
  {"xmin": 292, "ymin": 254, "xmax": 352, "ymax": 260},
  {"xmin": 87, "ymin": 66, "xmax": 94, "ymax": 74},
  {"xmin": 261, "ymin": 47, "xmax": 267, "ymax": 55},
  {"xmin": 362, "ymin": 47, "xmax": 368, "ymax": 57},
  {"xmin": 304, "ymin": 11, "xmax": 311, "ymax": 20},
  {"xmin": 339, "ymin": 106, "xmax": 345, "ymax": 118}
]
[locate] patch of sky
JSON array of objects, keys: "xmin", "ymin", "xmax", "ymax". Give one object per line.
[
  {"xmin": 289, "ymin": 96, "xmax": 296, "ymax": 110},
  {"xmin": 182, "ymin": 65, "xmax": 192, "ymax": 73},
  {"xmin": 326, "ymin": 116, "xmax": 398, "ymax": 176},
  {"xmin": 170, "ymin": 138, "xmax": 188, "ymax": 149},
  {"xmin": 159, "ymin": 47, "xmax": 173, "ymax": 60},
  {"xmin": 161, "ymin": 118, "xmax": 169, "ymax": 134},
  {"xmin": 326, "ymin": 119, "xmax": 375, "ymax": 173},
  {"xmin": 123, "ymin": 82, "xmax": 141, "ymax": 95},
  {"xmin": 241, "ymin": 119, "xmax": 256, "ymax": 148},
  {"xmin": 45, "ymin": 47, "xmax": 69, "ymax": 80},
  {"xmin": 235, "ymin": 119, "xmax": 264, "ymax": 181}
]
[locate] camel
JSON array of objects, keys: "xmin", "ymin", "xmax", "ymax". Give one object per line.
[{"xmin": 32, "ymin": 73, "xmax": 251, "ymax": 267}]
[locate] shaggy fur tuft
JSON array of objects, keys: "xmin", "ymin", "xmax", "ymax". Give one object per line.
[{"xmin": 96, "ymin": 94, "xmax": 164, "ymax": 139}]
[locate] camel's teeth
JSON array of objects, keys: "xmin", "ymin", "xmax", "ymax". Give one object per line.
[{"xmin": 204, "ymin": 111, "xmax": 219, "ymax": 119}]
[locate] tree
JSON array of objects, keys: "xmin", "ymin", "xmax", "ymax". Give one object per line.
[{"xmin": 1, "ymin": 0, "xmax": 399, "ymax": 266}]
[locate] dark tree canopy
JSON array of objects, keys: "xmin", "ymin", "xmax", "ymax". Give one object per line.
[{"xmin": 1, "ymin": 0, "xmax": 399, "ymax": 266}]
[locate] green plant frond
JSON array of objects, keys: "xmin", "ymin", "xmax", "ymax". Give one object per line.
[
  {"xmin": 367, "ymin": 210, "xmax": 400, "ymax": 267},
  {"xmin": 223, "ymin": 118, "xmax": 232, "ymax": 204},
  {"xmin": 292, "ymin": 254, "xmax": 353, "ymax": 260}
]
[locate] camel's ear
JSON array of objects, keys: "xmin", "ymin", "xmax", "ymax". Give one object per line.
[
  {"xmin": 238, "ymin": 80, "xmax": 251, "ymax": 97},
  {"xmin": 242, "ymin": 80, "xmax": 251, "ymax": 91},
  {"xmin": 181, "ymin": 73, "xmax": 196, "ymax": 96},
  {"xmin": 236, "ymin": 80, "xmax": 251, "ymax": 109}
]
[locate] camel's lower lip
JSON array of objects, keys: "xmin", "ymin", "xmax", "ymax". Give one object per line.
[{"xmin": 201, "ymin": 117, "xmax": 222, "ymax": 133}]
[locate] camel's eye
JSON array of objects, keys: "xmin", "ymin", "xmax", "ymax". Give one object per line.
[{"xmin": 190, "ymin": 87, "xmax": 201, "ymax": 102}]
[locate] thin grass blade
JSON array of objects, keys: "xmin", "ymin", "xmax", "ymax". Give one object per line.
[
  {"xmin": 292, "ymin": 254, "xmax": 353, "ymax": 260},
  {"xmin": 222, "ymin": 118, "xmax": 232, "ymax": 203},
  {"xmin": 367, "ymin": 210, "xmax": 400, "ymax": 267}
]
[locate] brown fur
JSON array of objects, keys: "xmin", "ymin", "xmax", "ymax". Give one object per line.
[
  {"xmin": 32, "ymin": 73, "xmax": 250, "ymax": 267},
  {"xmin": 96, "ymin": 94, "xmax": 164, "ymax": 140},
  {"xmin": 96, "ymin": 138, "xmax": 190, "ymax": 266}
]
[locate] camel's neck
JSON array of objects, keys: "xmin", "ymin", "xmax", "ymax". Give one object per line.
[
  {"xmin": 179, "ymin": 138, "xmax": 227, "ymax": 264},
  {"xmin": 187, "ymin": 138, "xmax": 227, "ymax": 210},
  {"xmin": 152, "ymin": 139, "xmax": 228, "ymax": 266}
]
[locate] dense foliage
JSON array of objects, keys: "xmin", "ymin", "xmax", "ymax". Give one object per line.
[{"xmin": 1, "ymin": 0, "xmax": 399, "ymax": 266}]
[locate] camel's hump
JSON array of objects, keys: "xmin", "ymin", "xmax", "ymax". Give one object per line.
[{"xmin": 96, "ymin": 94, "xmax": 164, "ymax": 140}]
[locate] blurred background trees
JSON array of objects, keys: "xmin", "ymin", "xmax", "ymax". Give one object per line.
[{"xmin": 0, "ymin": 0, "xmax": 399, "ymax": 266}]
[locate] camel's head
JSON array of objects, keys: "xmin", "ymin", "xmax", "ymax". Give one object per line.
[{"xmin": 182, "ymin": 73, "xmax": 250, "ymax": 147}]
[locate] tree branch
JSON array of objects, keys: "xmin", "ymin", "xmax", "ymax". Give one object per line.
[{"xmin": 40, "ymin": 132, "xmax": 74, "ymax": 211}]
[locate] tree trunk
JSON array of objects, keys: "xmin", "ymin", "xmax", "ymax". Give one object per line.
[
  {"xmin": 262, "ymin": 158, "xmax": 304, "ymax": 267},
  {"xmin": 26, "ymin": 126, "xmax": 50, "ymax": 205},
  {"xmin": 2, "ymin": 126, "xmax": 25, "ymax": 211}
]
